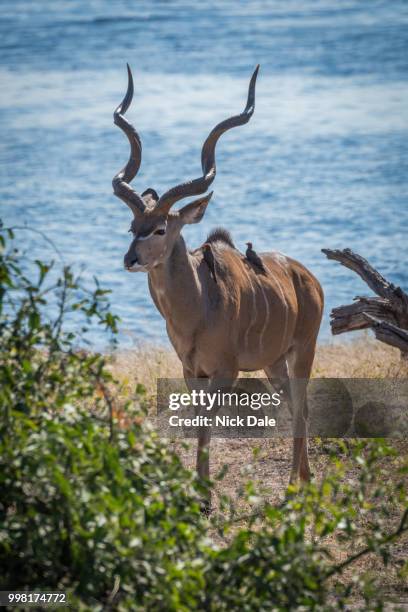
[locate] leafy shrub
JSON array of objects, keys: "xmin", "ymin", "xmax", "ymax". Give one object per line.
[
  {"xmin": 0, "ymin": 224, "xmax": 206, "ymax": 609},
  {"xmin": 0, "ymin": 222, "xmax": 407, "ymax": 610}
]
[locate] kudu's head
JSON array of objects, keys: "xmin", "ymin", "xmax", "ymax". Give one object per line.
[{"xmin": 113, "ymin": 64, "xmax": 259, "ymax": 272}]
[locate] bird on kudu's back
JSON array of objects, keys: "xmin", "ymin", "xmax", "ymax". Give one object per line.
[
  {"xmin": 202, "ymin": 242, "xmax": 218, "ymax": 283},
  {"xmin": 245, "ymin": 241, "xmax": 267, "ymax": 274}
]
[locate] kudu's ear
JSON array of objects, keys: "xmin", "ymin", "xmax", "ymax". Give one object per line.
[{"xmin": 178, "ymin": 192, "xmax": 213, "ymax": 225}]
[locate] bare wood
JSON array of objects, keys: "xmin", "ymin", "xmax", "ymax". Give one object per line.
[
  {"xmin": 363, "ymin": 314, "xmax": 408, "ymax": 354},
  {"xmin": 322, "ymin": 248, "xmax": 408, "ymax": 315},
  {"xmin": 329, "ymin": 297, "xmax": 398, "ymax": 335},
  {"xmin": 324, "ymin": 507, "xmax": 408, "ymax": 580},
  {"xmin": 323, "ymin": 248, "xmax": 408, "ymax": 359}
]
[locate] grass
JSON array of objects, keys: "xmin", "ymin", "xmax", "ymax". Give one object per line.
[{"xmin": 112, "ymin": 335, "xmax": 408, "ymax": 396}]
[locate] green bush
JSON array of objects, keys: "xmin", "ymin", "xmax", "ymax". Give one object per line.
[
  {"xmin": 0, "ymin": 223, "xmax": 206, "ymax": 609},
  {"xmin": 0, "ymin": 222, "xmax": 407, "ymax": 610}
]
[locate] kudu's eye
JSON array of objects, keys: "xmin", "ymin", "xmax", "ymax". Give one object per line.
[{"xmin": 154, "ymin": 229, "xmax": 166, "ymax": 236}]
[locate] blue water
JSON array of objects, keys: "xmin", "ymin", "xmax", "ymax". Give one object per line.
[{"xmin": 1, "ymin": 1, "xmax": 407, "ymax": 347}]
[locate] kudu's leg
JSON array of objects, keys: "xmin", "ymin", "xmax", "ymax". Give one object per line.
[
  {"xmin": 196, "ymin": 423, "xmax": 212, "ymax": 515},
  {"xmin": 286, "ymin": 343, "xmax": 317, "ymax": 484},
  {"xmin": 264, "ymin": 354, "xmax": 298, "ymax": 482},
  {"xmin": 183, "ymin": 371, "xmax": 211, "ymax": 511},
  {"xmin": 185, "ymin": 367, "xmax": 238, "ymax": 513},
  {"xmin": 183, "ymin": 370, "xmax": 211, "ymax": 481},
  {"xmin": 264, "ymin": 354, "xmax": 291, "ymax": 403}
]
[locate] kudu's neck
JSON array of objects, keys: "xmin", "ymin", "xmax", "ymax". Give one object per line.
[{"xmin": 148, "ymin": 235, "xmax": 201, "ymax": 321}]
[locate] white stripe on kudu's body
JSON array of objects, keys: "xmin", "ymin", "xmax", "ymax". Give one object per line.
[
  {"xmin": 241, "ymin": 265, "xmax": 258, "ymax": 351},
  {"xmin": 113, "ymin": 64, "xmax": 324, "ymax": 509},
  {"xmin": 271, "ymin": 253, "xmax": 289, "ymax": 355},
  {"xmin": 258, "ymin": 280, "xmax": 270, "ymax": 354}
]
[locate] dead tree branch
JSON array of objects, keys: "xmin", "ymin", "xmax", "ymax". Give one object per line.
[
  {"xmin": 363, "ymin": 314, "xmax": 408, "ymax": 355},
  {"xmin": 322, "ymin": 248, "xmax": 408, "ymax": 357},
  {"xmin": 324, "ymin": 507, "xmax": 408, "ymax": 580},
  {"xmin": 322, "ymin": 248, "xmax": 408, "ymax": 315}
]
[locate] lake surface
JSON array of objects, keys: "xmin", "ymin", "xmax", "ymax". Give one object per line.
[{"xmin": 1, "ymin": 1, "xmax": 407, "ymax": 348}]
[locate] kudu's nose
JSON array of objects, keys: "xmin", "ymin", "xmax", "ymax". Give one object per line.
[{"xmin": 124, "ymin": 252, "xmax": 138, "ymax": 269}]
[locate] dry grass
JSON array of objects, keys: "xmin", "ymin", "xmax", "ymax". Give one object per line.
[
  {"xmin": 110, "ymin": 338, "xmax": 408, "ymax": 605},
  {"xmin": 313, "ymin": 335, "xmax": 408, "ymax": 378},
  {"xmin": 112, "ymin": 337, "xmax": 408, "ymax": 397},
  {"xmin": 112, "ymin": 342, "xmax": 182, "ymax": 397}
]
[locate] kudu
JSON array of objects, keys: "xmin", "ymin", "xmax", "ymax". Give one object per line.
[{"xmin": 113, "ymin": 65, "xmax": 324, "ymax": 502}]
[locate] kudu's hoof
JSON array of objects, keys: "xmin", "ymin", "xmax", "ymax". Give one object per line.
[{"xmin": 200, "ymin": 500, "xmax": 212, "ymax": 516}]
